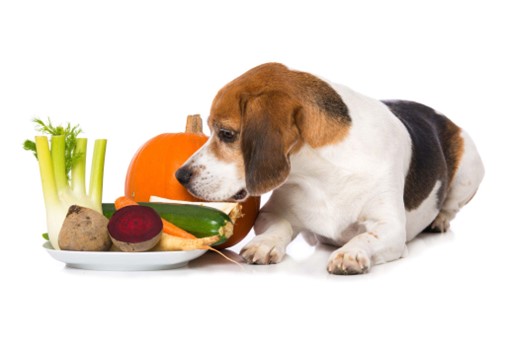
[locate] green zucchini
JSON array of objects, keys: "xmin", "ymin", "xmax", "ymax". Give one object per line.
[
  {"xmin": 101, "ymin": 202, "xmax": 234, "ymax": 245},
  {"xmin": 102, "ymin": 203, "xmax": 116, "ymax": 219},
  {"xmin": 141, "ymin": 202, "xmax": 233, "ymax": 244}
]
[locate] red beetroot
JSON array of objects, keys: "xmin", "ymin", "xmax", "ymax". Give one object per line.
[{"xmin": 108, "ymin": 205, "xmax": 163, "ymax": 252}]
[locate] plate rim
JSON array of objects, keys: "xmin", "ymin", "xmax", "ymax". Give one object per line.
[{"xmin": 43, "ymin": 242, "xmax": 207, "ymax": 271}]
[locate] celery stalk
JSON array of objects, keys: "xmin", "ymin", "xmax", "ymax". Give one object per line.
[
  {"xmin": 35, "ymin": 136, "xmax": 68, "ymax": 249},
  {"xmin": 88, "ymin": 139, "xmax": 107, "ymax": 209},
  {"xmin": 35, "ymin": 136, "xmax": 59, "ymax": 208},
  {"xmin": 51, "ymin": 135, "xmax": 67, "ymax": 194},
  {"xmin": 71, "ymin": 138, "xmax": 87, "ymax": 195}
]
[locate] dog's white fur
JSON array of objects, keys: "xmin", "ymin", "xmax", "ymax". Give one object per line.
[
  {"xmin": 179, "ymin": 68, "xmax": 484, "ymax": 274},
  {"xmin": 180, "ymin": 147, "xmax": 246, "ymax": 202}
]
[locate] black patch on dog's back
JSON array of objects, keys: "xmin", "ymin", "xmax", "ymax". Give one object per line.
[{"xmin": 382, "ymin": 100, "xmax": 461, "ymax": 211}]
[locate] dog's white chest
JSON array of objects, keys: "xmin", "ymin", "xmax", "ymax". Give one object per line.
[{"xmin": 278, "ymin": 146, "xmax": 374, "ymax": 241}]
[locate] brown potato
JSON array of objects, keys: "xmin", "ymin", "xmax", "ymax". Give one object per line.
[{"xmin": 58, "ymin": 205, "xmax": 112, "ymax": 251}]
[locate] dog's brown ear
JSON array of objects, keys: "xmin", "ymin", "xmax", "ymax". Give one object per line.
[{"xmin": 241, "ymin": 92, "xmax": 300, "ymax": 195}]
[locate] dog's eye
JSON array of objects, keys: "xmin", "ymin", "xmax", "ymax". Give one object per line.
[{"xmin": 218, "ymin": 129, "xmax": 237, "ymax": 143}]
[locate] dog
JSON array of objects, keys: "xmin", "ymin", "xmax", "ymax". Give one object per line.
[{"xmin": 175, "ymin": 62, "xmax": 484, "ymax": 274}]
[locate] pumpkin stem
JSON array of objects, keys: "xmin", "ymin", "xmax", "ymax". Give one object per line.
[{"xmin": 185, "ymin": 114, "xmax": 204, "ymax": 134}]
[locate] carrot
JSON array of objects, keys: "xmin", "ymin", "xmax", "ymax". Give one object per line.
[
  {"xmin": 114, "ymin": 196, "xmax": 197, "ymax": 239},
  {"xmin": 114, "ymin": 195, "xmax": 139, "ymax": 210}
]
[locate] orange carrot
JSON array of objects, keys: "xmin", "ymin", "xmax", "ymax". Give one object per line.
[
  {"xmin": 114, "ymin": 195, "xmax": 138, "ymax": 209},
  {"xmin": 114, "ymin": 196, "xmax": 197, "ymax": 239}
]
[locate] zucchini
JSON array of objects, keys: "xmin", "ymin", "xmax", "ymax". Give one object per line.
[
  {"xmin": 102, "ymin": 203, "xmax": 115, "ymax": 219},
  {"xmin": 140, "ymin": 202, "xmax": 233, "ymax": 245},
  {"xmin": 101, "ymin": 202, "xmax": 234, "ymax": 245}
]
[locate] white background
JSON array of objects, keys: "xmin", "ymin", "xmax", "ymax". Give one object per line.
[{"xmin": 1, "ymin": 1, "xmax": 505, "ymax": 336}]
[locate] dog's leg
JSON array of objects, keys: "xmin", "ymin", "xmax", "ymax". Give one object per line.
[
  {"xmin": 327, "ymin": 220, "xmax": 406, "ymax": 275},
  {"xmin": 240, "ymin": 210, "xmax": 296, "ymax": 264},
  {"xmin": 427, "ymin": 132, "xmax": 484, "ymax": 233}
]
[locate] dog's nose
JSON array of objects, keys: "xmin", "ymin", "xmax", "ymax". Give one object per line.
[{"xmin": 175, "ymin": 166, "xmax": 193, "ymax": 186}]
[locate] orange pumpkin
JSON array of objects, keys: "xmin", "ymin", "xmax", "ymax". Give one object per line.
[{"xmin": 124, "ymin": 115, "xmax": 260, "ymax": 249}]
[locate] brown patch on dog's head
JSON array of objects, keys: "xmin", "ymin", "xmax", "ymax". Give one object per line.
[{"xmin": 207, "ymin": 63, "xmax": 352, "ymax": 195}]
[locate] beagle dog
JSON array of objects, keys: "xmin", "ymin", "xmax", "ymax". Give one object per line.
[{"xmin": 176, "ymin": 62, "xmax": 484, "ymax": 274}]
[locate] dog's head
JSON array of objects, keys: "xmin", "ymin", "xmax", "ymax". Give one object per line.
[{"xmin": 176, "ymin": 63, "xmax": 350, "ymax": 201}]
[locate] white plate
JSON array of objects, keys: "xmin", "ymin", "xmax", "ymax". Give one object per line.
[{"xmin": 43, "ymin": 242, "xmax": 207, "ymax": 271}]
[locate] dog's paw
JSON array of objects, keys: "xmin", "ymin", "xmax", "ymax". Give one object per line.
[
  {"xmin": 426, "ymin": 212, "xmax": 451, "ymax": 233},
  {"xmin": 240, "ymin": 237, "xmax": 286, "ymax": 264},
  {"xmin": 327, "ymin": 248, "xmax": 371, "ymax": 275}
]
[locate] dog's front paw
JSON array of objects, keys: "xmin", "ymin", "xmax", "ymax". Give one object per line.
[
  {"xmin": 327, "ymin": 248, "xmax": 371, "ymax": 275},
  {"xmin": 240, "ymin": 237, "xmax": 286, "ymax": 264}
]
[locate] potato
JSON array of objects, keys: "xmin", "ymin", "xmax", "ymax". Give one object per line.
[{"xmin": 58, "ymin": 205, "xmax": 112, "ymax": 251}]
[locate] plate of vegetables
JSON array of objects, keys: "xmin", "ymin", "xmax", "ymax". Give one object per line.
[
  {"xmin": 25, "ymin": 118, "xmax": 245, "ymax": 271},
  {"xmin": 41, "ymin": 198, "xmax": 240, "ymax": 271}
]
